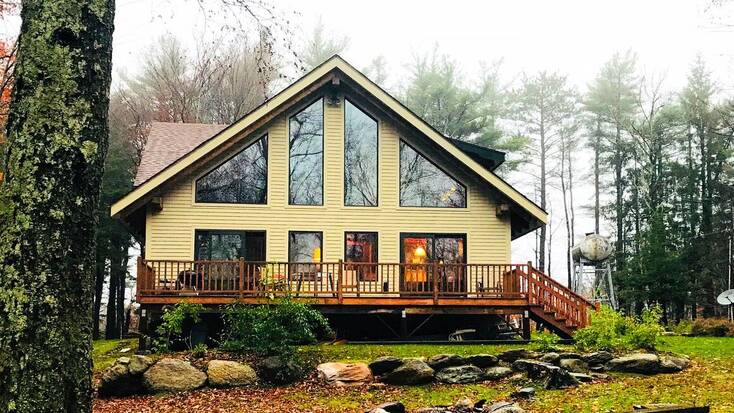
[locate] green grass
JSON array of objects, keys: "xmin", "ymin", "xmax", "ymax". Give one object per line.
[{"xmin": 92, "ymin": 338, "xmax": 138, "ymax": 372}]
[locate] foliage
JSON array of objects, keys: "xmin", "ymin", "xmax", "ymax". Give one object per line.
[
  {"xmin": 92, "ymin": 338, "xmax": 139, "ymax": 372},
  {"xmin": 153, "ymin": 302, "xmax": 204, "ymax": 352},
  {"xmin": 668, "ymin": 319, "xmax": 693, "ymax": 335},
  {"xmin": 531, "ymin": 331, "xmax": 562, "ymax": 352},
  {"xmin": 690, "ymin": 318, "xmax": 734, "ymax": 337},
  {"xmin": 220, "ymin": 299, "xmax": 334, "ymax": 356},
  {"xmin": 300, "ymin": 17, "xmax": 349, "ymax": 70},
  {"xmin": 574, "ymin": 305, "xmax": 664, "ymax": 351},
  {"xmin": 190, "ymin": 343, "xmax": 208, "ymax": 358}
]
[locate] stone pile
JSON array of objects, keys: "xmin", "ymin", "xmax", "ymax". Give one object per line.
[{"xmin": 366, "ymin": 398, "xmax": 526, "ymax": 413}]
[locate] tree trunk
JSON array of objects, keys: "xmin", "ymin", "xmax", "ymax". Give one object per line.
[
  {"xmin": 614, "ymin": 124, "xmax": 625, "ymax": 270},
  {"xmin": 538, "ymin": 117, "xmax": 547, "ymax": 273},
  {"xmin": 93, "ymin": 252, "xmax": 106, "ymax": 340},
  {"xmin": 105, "ymin": 254, "xmax": 119, "ymax": 339},
  {"xmin": 0, "ymin": 1, "xmax": 115, "ymax": 411},
  {"xmin": 116, "ymin": 251, "xmax": 127, "ymax": 337},
  {"xmin": 594, "ymin": 117, "xmax": 601, "ymax": 234}
]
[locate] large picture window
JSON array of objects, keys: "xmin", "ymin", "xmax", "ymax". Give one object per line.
[
  {"xmin": 288, "ymin": 231, "xmax": 323, "ymax": 281},
  {"xmin": 196, "ymin": 135, "xmax": 268, "ymax": 204},
  {"xmin": 289, "ymin": 99, "xmax": 324, "ymax": 205},
  {"xmin": 195, "ymin": 230, "xmax": 265, "ymax": 261},
  {"xmin": 399, "ymin": 140, "xmax": 467, "ymax": 208},
  {"xmin": 345, "ymin": 232, "xmax": 378, "ymax": 281},
  {"xmin": 344, "ymin": 100, "xmax": 378, "ymax": 206}
]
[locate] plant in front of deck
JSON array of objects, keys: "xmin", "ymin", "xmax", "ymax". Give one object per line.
[
  {"xmin": 220, "ymin": 298, "xmax": 333, "ymax": 356},
  {"xmin": 153, "ymin": 301, "xmax": 204, "ymax": 353},
  {"xmin": 574, "ymin": 305, "xmax": 663, "ymax": 352},
  {"xmin": 532, "ymin": 331, "xmax": 561, "ymax": 352}
]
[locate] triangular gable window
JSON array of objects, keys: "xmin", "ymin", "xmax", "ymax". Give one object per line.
[{"xmin": 399, "ymin": 140, "xmax": 466, "ymax": 208}]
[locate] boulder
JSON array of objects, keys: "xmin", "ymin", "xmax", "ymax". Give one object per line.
[
  {"xmin": 570, "ymin": 372, "xmax": 594, "ymax": 383},
  {"xmin": 98, "ymin": 355, "xmax": 154, "ymax": 397},
  {"xmin": 435, "ymin": 365, "xmax": 484, "ymax": 384},
  {"xmin": 369, "ymin": 357, "xmax": 403, "ymax": 376},
  {"xmin": 259, "ymin": 355, "xmax": 303, "ymax": 384},
  {"xmin": 544, "ymin": 367, "xmax": 580, "ymax": 389},
  {"xmin": 510, "ymin": 387, "xmax": 536, "ymax": 399},
  {"xmin": 606, "ymin": 353, "xmax": 660, "ymax": 375},
  {"xmin": 454, "ymin": 398, "xmax": 474, "ymax": 410},
  {"xmin": 581, "ymin": 351, "xmax": 614, "ymax": 365},
  {"xmin": 484, "ymin": 402, "xmax": 526, "ymax": 413},
  {"xmin": 498, "ymin": 349, "xmax": 539, "ymax": 363},
  {"xmin": 143, "ymin": 358, "xmax": 207, "ymax": 393},
  {"xmin": 539, "ymin": 352, "xmax": 560, "ymax": 364},
  {"xmin": 484, "ymin": 366, "xmax": 513, "ymax": 380},
  {"xmin": 365, "ymin": 401, "xmax": 405, "ymax": 413},
  {"xmin": 381, "ymin": 359, "xmax": 434, "ymax": 385},
  {"xmin": 512, "ymin": 359, "xmax": 578, "ymax": 389},
  {"xmin": 427, "ymin": 354, "xmax": 465, "ymax": 370},
  {"xmin": 317, "ymin": 362, "xmax": 372, "ymax": 385},
  {"xmin": 559, "ymin": 358, "xmax": 588, "ymax": 373},
  {"xmin": 466, "ymin": 354, "xmax": 498, "ymax": 368},
  {"xmin": 659, "ymin": 355, "xmax": 690, "ymax": 373},
  {"xmin": 557, "ymin": 352, "xmax": 582, "ymax": 360},
  {"xmin": 207, "ymin": 360, "xmax": 258, "ymax": 388},
  {"xmin": 589, "ymin": 372, "xmax": 609, "ymax": 380}
]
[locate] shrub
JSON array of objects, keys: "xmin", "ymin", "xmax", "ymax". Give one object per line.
[
  {"xmin": 691, "ymin": 318, "xmax": 734, "ymax": 337},
  {"xmin": 153, "ymin": 301, "xmax": 204, "ymax": 353},
  {"xmin": 532, "ymin": 331, "xmax": 561, "ymax": 352},
  {"xmin": 220, "ymin": 298, "xmax": 334, "ymax": 356},
  {"xmin": 668, "ymin": 319, "xmax": 693, "ymax": 335},
  {"xmin": 574, "ymin": 304, "xmax": 664, "ymax": 352}
]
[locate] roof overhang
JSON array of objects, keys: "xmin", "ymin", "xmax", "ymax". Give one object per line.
[{"xmin": 111, "ymin": 56, "xmax": 547, "ymax": 238}]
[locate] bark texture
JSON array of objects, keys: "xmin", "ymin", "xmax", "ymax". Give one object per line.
[{"xmin": 0, "ymin": 1, "xmax": 115, "ymax": 412}]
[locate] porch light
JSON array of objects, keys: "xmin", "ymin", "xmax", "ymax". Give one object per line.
[{"xmin": 415, "ymin": 246, "xmax": 427, "ymax": 257}]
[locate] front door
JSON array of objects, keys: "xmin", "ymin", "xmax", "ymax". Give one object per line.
[{"xmin": 400, "ymin": 233, "xmax": 466, "ymax": 295}]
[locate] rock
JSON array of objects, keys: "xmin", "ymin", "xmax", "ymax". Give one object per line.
[
  {"xmin": 559, "ymin": 358, "xmax": 588, "ymax": 373},
  {"xmin": 207, "ymin": 360, "xmax": 258, "ymax": 388},
  {"xmin": 498, "ymin": 349, "xmax": 539, "ymax": 363},
  {"xmin": 259, "ymin": 355, "xmax": 303, "ymax": 384},
  {"xmin": 119, "ymin": 347, "xmax": 131, "ymax": 353},
  {"xmin": 539, "ymin": 352, "xmax": 560, "ymax": 364},
  {"xmin": 415, "ymin": 409, "xmax": 447, "ymax": 413},
  {"xmin": 454, "ymin": 398, "xmax": 474, "ymax": 410},
  {"xmin": 143, "ymin": 358, "xmax": 206, "ymax": 393},
  {"xmin": 557, "ymin": 352, "xmax": 582, "ymax": 360},
  {"xmin": 589, "ymin": 365, "xmax": 606, "ymax": 372},
  {"xmin": 128, "ymin": 355, "xmax": 154, "ymax": 376},
  {"xmin": 511, "ymin": 387, "xmax": 536, "ymax": 399},
  {"xmin": 512, "ymin": 359, "xmax": 578, "ymax": 389},
  {"xmin": 589, "ymin": 372, "xmax": 609, "ymax": 380},
  {"xmin": 466, "ymin": 354, "xmax": 498, "ymax": 368},
  {"xmin": 605, "ymin": 353, "xmax": 660, "ymax": 375},
  {"xmin": 366, "ymin": 401, "xmax": 405, "ymax": 413},
  {"xmin": 317, "ymin": 362, "xmax": 372, "ymax": 385},
  {"xmin": 369, "ymin": 357, "xmax": 403, "ymax": 376},
  {"xmin": 484, "ymin": 366, "xmax": 513, "ymax": 380},
  {"xmin": 581, "ymin": 351, "xmax": 614, "ymax": 365},
  {"xmin": 98, "ymin": 355, "xmax": 154, "ymax": 397},
  {"xmin": 484, "ymin": 402, "xmax": 526, "ymax": 413},
  {"xmin": 659, "ymin": 355, "xmax": 690, "ymax": 373},
  {"xmin": 427, "ymin": 354, "xmax": 465, "ymax": 370},
  {"xmin": 570, "ymin": 372, "xmax": 593, "ymax": 383},
  {"xmin": 381, "ymin": 359, "xmax": 434, "ymax": 385},
  {"xmin": 435, "ymin": 365, "xmax": 484, "ymax": 384}
]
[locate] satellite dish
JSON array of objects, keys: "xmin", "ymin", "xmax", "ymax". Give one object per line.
[{"xmin": 717, "ymin": 289, "xmax": 734, "ymax": 306}]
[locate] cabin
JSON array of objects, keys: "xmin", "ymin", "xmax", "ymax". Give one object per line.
[{"xmin": 111, "ymin": 56, "xmax": 593, "ymax": 344}]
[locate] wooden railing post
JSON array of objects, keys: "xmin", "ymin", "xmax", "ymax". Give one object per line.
[
  {"xmin": 137, "ymin": 256, "xmax": 144, "ymax": 297},
  {"xmin": 238, "ymin": 257, "xmax": 245, "ymax": 299},
  {"xmin": 526, "ymin": 261, "xmax": 534, "ymax": 304},
  {"xmin": 337, "ymin": 259, "xmax": 343, "ymax": 304},
  {"xmin": 433, "ymin": 262, "xmax": 439, "ymax": 305}
]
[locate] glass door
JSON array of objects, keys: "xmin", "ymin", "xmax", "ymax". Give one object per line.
[{"xmin": 400, "ymin": 233, "xmax": 466, "ymax": 295}]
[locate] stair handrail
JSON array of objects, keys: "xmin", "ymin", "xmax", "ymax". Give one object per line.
[{"xmin": 525, "ymin": 264, "xmax": 596, "ymax": 328}]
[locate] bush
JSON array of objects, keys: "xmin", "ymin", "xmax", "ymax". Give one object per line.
[
  {"xmin": 574, "ymin": 305, "xmax": 664, "ymax": 352},
  {"xmin": 153, "ymin": 301, "xmax": 204, "ymax": 353},
  {"xmin": 691, "ymin": 318, "xmax": 734, "ymax": 337},
  {"xmin": 668, "ymin": 319, "xmax": 693, "ymax": 335},
  {"xmin": 532, "ymin": 331, "xmax": 561, "ymax": 352},
  {"xmin": 220, "ymin": 298, "xmax": 334, "ymax": 356}
]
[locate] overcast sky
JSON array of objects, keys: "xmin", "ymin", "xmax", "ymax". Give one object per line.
[{"xmin": 4, "ymin": 0, "xmax": 734, "ymax": 283}]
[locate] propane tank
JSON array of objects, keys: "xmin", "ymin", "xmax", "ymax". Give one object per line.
[{"xmin": 571, "ymin": 233, "xmax": 613, "ymax": 263}]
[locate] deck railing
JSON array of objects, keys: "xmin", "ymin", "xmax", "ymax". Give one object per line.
[{"xmin": 136, "ymin": 258, "xmax": 595, "ymax": 327}]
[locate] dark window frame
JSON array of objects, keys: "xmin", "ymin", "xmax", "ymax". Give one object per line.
[
  {"xmin": 195, "ymin": 134, "xmax": 268, "ymax": 205},
  {"xmin": 288, "ymin": 230, "xmax": 324, "ymax": 281},
  {"xmin": 343, "ymin": 98, "xmax": 379, "ymax": 207},
  {"xmin": 344, "ymin": 231, "xmax": 379, "ymax": 282},
  {"xmin": 288, "ymin": 97, "xmax": 325, "ymax": 206},
  {"xmin": 398, "ymin": 139, "xmax": 468, "ymax": 209}
]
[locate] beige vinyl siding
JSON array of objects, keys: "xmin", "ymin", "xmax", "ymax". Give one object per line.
[{"xmin": 145, "ymin": 93, "xmax": 511, "ymax": 266}]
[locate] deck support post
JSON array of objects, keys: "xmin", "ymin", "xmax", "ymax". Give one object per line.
[
  {"xmin": 400, "ymin": 309, "xmax": 408, "ymax": 339},
  {"xmin": 522, "ymin": 310, "xmax": 531, "ymax": 340}
]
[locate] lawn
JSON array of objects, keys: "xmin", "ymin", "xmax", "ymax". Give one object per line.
[
  {"xmin": 92, "ymin": 338, "xmax": 139, "ymax": 372},
  {"xmin": 93, "ymin": 336, "xmax": 734, "ymax": 413}
]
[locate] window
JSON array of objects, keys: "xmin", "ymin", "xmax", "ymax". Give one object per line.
[
  {"xmin": 401, "ymin": 233, "xmax": 466, "ymax": 293},
  {"xmin": 288, "ymin": 231, "xmax": 323, "ymax": 280},
  {"xmin": 289, "ymin": 99, "xmax": 324, "ymax": 205},
  {"xmin": 195, "ymin": 230, "xmax": 265, "ymax": 261},
  {"xmin": 344, "ymin": 100, "xmax": 378, "ymax": 206},
  {"xmin": 345, "ymin": 232, "xmax": 378, "ymax": 281},
  {"xmin": 196, "ymin": 135, "xmax": 268, "ymax": 204},
  {"xmin": 399, "ymin": 141, "xmax": 467, "ymax": 208}
]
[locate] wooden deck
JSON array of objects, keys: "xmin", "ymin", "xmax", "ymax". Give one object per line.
[{"xmin": 136, "ymin": 258, "xmax": 596, "ymax": 338}]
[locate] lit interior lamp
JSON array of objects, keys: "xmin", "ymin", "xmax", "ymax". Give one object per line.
[{"xmin": 415, "ymin": 246, "xmax": 427, "ymax": 258}]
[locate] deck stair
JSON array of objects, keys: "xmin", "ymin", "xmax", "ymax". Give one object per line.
[{"xmin": 522, "ymin": 265, "xmax": 597, "ymax": 339}]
